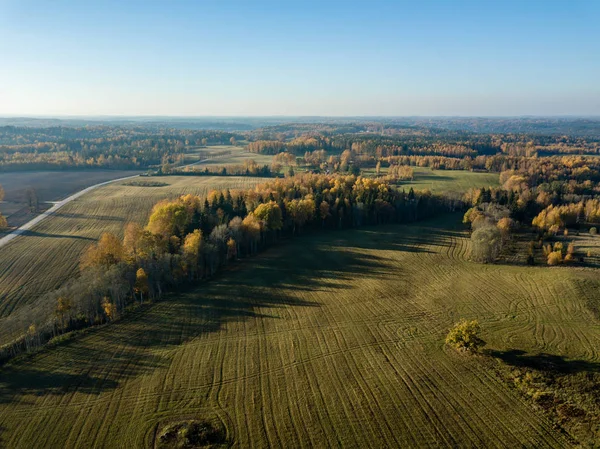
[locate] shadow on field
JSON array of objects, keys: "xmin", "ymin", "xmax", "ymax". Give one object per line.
[
  {"xmin": 19, "ymin": 230, "xmax": 96, "ymax": 241},
  {"xmin": 53, "ymin": 212, "xmax": 126, "ymax": 222},
  {"xmin": 490, "ymin": 349, "xmax": 600, "ymax": 374},
  {"xmin": 0, "ymin": 343, "xmax": 167, "ymax": 404},
  {"xmin": 411, "ymin": 172, "xmax": 454, "ymax": 182},
  {"xmin": 0, "ymin": 221, "xmax": 452, "ymax": 404},
  {"xmin": 341, "ymin": 219, "xmax": 465, "ymax": 254},
  {"xmin": 115, "ymin": 239, "xmax": 396, "ymax": 349}
]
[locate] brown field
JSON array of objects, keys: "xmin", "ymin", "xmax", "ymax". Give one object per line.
[{"xmin": 0, "ymin": 170, "xmax": 140, "ymax": 228}]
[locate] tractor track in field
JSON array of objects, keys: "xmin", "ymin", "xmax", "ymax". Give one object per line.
[{"xmin": 0, "ymin": 217, "xmax": 592, "ymax": 447}]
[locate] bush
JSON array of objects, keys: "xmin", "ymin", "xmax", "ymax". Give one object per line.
[
  {"xmin": 547, "ymin": 251, "xmax": 562, "ymax": 266},
  {"xmin": 590, "ymin": 227, "xmax": 597, "ymax": 236},
  {"xmin": 446, "ymin": 319, "xmax": 486, "ymax": 352}
]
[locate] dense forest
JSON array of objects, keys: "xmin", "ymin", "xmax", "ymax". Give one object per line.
[{"xmin": 1, "ymin": 119, "xmax": 598, "ymax": 172}]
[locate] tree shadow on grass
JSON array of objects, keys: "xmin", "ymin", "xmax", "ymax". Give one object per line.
[
  {"xmin": 53, "ymin": 212, "xmax": 126, "ymax": 222},
  {"xmin": 489, "ymin": 349, "xmax": 600, "ymax": 374},
  {"xmin": 327, "ymin": 217, "xmax": 466, "ymax": 255},
  {"xmin": 109, "ymin": 239, "xmax": 396, "ymax": 350},
  {"xmin": 0, "ymin": 343, "xmax": 167, "ymax": 405},
  {"xmin": 18, "ymin": 230, "xmax": 96, "ymax": 241},
  {"xmin": 0, "ymin": 220, "xmax": 449, "ymax": 406}
]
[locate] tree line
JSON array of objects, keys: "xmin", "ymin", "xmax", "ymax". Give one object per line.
[{"xmin": 0, "ymin": 173, "xmax": 460, "ymax": 363}]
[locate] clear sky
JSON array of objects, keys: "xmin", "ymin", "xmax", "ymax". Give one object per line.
[{"xmin": 0, "ymin": 0, "xmax": 599, "ymax": 116}]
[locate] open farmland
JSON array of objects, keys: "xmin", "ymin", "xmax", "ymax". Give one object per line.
[
  {"xmin": 181, "ymin": 145, "xmax": 273, "ymax": 168},
  {"xmin": 0, "ymin": 176, "xmax": 267, "ymax": 335},
  {"xmin": 400, "ymin": 167, "xmax": 499, "ymax": 194},
  {"xmin": 1, "ymin": 215, "xmax": 598, "ymax": 447},
  {"xmin": 0, "ymin": 170, "xmax": 140, "ymax": 228}
]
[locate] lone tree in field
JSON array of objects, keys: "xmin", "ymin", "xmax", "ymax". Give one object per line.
[
  {"xmin": 446, "ymin": 319, "xmax": 486, "ymax": 352},
  {"xmin": 470, "ymin": 224, "xmax": 502, "ymax": 263}
]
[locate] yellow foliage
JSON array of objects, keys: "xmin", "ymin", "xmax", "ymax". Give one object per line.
[
  {"xmin": 547, "ymin": 251, "xmax": 562, "ymax": 266},
  {"xmin": 81, "ymin": 233, "xmax": 124, "ymax": 269},
  {"xmin": 446, "ymin": 319, "xmax": 485, "ymax": 352}
]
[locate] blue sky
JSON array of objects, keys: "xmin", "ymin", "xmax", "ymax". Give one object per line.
[{"xmin": 0, "ymin": 0, "xmax": 599, "ymax": 116}]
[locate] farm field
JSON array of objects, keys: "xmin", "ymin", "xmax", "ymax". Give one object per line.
[
  {"xmin": 0, "ymin": 176, "xmax": 267, "ymax": 338},
  {"xmin": 399, "ymin": 167, "xmax": 499, "ymax": 194},
  {"xmin": 0, "ymin": 170, "xmax": 140, "ymax": 228},
  {"xmin": 1, "ymin": 215, "xmax": 598, "ymax": 447},
  {"xmin": 181, "ymin": 145, "xmax": 273, "ymax": 168}
]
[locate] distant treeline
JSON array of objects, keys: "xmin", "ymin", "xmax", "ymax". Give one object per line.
[
  {"xmin": 1, "ymin": 122, "xmax": 598, "ymax": 171},
  {"xmin": 0, "ymin": 126, "xmax": 243, "ymax": 170}
]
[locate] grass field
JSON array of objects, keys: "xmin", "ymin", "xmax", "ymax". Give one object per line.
[
  {"xmin": 1, "ymin": 215, "xmax": 598, "ymax": 447},
  {"xmin": 0, "ymin": 176, "xmax": 267, "ymax": 330},
  {"xmin": 0, "ymin": 170, "xmax": 140, "ymax": 228},
  {"xmin": 182, "ymin": 145, "xmax": 273, "ymax": 168},
  {"xmin": 400, "ymin": 167, "xmax": 499, "ymax": 194}
]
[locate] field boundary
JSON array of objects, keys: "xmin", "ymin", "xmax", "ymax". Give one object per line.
[{"xmin": 0, "ymin": 174, "xmax": 140, "ymax": 249}]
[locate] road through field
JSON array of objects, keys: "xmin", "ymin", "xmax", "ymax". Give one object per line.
[
  {"xmin": 0, "ymin": 159, "xmax": 214, "ymax": 250},
  {"xmin": 0, "ymin": 174, "xmax": 140, "ymax": 249}
]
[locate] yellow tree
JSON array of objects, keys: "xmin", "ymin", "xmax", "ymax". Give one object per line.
[
  {"xmin": 81, "ymin": 233, "xmax": 124, "ymax": 269},
  {"xmin": 319, "ymin": 201, "xmax": 330, "ymax": 227},
  {"xmin": 286, "ymin": 197, "xmax": 315, "ymax": 234},
  {"xmin": 241, "ymin": 213, "xmax": 261, "ymax": 254},
  {"xmin": 135, "ymin": 268, "xmax": 149, "ymax": 302},
  {"xmin": 147, "ymin": 200, "xmax": 188, "ymax": 238},
  {"xmin": 182, "ymin": 229, "xmax": 203, "ymax": 278},
  {"xmin": 254, "ymin": 201, "xmax": 282, "ymax": 231},
  {"xmin": 102, "ymin": 297, "xmax": 117, "ymax": 321},
  {"xmin": 123, "ymin": 222, "xmax": 144, "ymax": 262},
  {"xmin": 55, "ymin": 296, "xmax": 72, "ymax": 332},
  {"xmin": 227, "ymin": 238, "xmax": 237, "ymax": 260}
]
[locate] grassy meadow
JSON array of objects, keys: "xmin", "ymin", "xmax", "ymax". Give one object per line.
[
  {"xmin": 181, "ymin": 145, "xmax": 273, "ymax": 168},
  {"xmin": 400, "ymin": 167, "xmax": 499, "ymax": 194},
  {"xmin": 1, "ymin": 215, "xmax": 598, "ymax": 447},
  {"xmin": 0, "ymin": 176, "xmax": 267, "ymax": 338}
]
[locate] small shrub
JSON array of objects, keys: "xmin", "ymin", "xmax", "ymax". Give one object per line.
[
  {"xmin": 590, "ymin": 227, "xmax": 598, "ymax": 236},
  {"xmin": 446, "ymin": 319, "xmax": 486, "ymax": 352}
]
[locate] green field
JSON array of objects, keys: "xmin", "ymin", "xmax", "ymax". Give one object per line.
[
  {"xmin": 181, "ymin": 145, "xmax": 273, "ymax": 168},
  {"xmin": 1, "ymin": 215, "xmax": 597, "ymax": 447},
  {"xmin": 0, "ymin": 176, "xmax": 267, "ymax": 341},
  {"xmin": 400, "ymin": 167, "xmax": 499, "ymax": 194}
]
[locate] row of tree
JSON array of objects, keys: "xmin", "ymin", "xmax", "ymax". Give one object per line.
[{"xmin": 0, "ymin": 173, "xmax": 459, "ymax": 362}]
